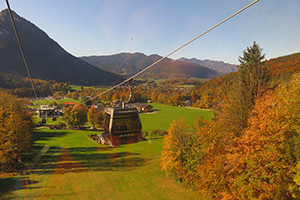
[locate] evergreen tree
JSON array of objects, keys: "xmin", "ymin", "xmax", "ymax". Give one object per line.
[
  {"xmin": 221, "ymin": 41, "xmax": 269, "ymax": 136},
  {"xmin": 238, "ymin": 41, "xmax": 269, "ymax": 105}
]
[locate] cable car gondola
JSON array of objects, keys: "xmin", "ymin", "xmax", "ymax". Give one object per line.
[{"xmin": 100, "ymin": 107, "xmax": 142, "ymax": 147}]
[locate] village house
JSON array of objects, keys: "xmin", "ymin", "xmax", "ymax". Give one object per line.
[
  {"xmin": 111, "ymin": 99, "xmax": 122, "ymax": 107},
  {"xmin": 129, "ymin": 102, "xmax": 153, "ymax": 113}
]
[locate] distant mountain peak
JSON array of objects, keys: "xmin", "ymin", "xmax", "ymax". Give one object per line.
[
  {"xmin": 0, "ymin": 9, "xmax": 9, "ymax": 18},
  {"xmin": 0, "ymin": 9, "xmax": 124, "ymax": 85},
  {"xmin": 0, "ymin": 9, "xmax": 21, "ymax": 21}
]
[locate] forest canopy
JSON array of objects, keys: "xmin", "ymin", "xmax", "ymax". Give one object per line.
[{"xmin": 161, "ymin": 42, "xmax": 300, "ymax": 199}]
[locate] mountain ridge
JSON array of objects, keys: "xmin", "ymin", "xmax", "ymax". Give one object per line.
[
  {"xmin": 177, "ymin": 57, "xmax": 237, "ymax": 74},
  {"xmin": 80, "ymin": 53, "xmax": 226, "ymax": 79},
  {"xmin": 0, "ymin": 9, "xmax": 124, "ymax": 86}
]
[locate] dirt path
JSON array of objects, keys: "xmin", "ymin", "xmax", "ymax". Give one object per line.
[
  {"xmin": 7, "ymin": 145, "xmax": 61, "ymax": 199},
  {"xmin": 52, "ymin": 148, "xmax": 87, "ymax": 174}
]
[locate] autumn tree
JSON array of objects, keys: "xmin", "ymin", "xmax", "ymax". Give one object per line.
[
  {"xmin": 173, "ymin": 94, "xmax": 181, "ymax": 106},
  {"xmin": 87, "ymin": 105, "xmax": 105, "ymax": 128},
  {"xmin": 220, "ymin": 41, "xmax": 269, "ymax": 136},
  {"xmin": 198, "ymin": 74, "xmax": 300, "ymax": 199},
  {"xmin": 81, "ymin": 96, "xmax": 92, "ymax": 106},
  {"xmin": 63, "ymin": 104, "xmax": 87, "ymax": 129},
  {"xmin": 161, "ymin": 118, "xmax": 203, "ymax": 188},
  {"xmin": 196, "ymin": 42, "xmax": 271, "ymax": 198},
  {"xmin": 112, "ymin": 92, "xmax": 120, "ymax": 100},
  {"xmin": 193, "ymin": 116, "xmax": 229, "ymax": 199},
  {"xmin": 0, "ymin": 92, "xmax": 35, "ymax": 172},
  {"xmin": 160, "ymin": 42, "xmax": 276, "ymax": 198},
  {"xmin": 226, "ymin": 77, "xmax": 300, "ymax": 199}
]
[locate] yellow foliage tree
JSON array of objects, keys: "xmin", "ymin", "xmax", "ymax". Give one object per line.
[
  {"xmin": 161, "ymin": 118, "xmax": 189, "ymax": 180},
  {"xmin": 0, "ymin": 92, "xmax": 35, "ymax": 172},
  {"xmin": 87, "ymin": 105, "xmax": 104, "ymax": 128},
  {"xmin": 63, "ymin": 104, "xmax": 87, "ymax": 129},
  {"xmin": 161, "ymin": 118, "xmax": 204, "ymax": 188}
]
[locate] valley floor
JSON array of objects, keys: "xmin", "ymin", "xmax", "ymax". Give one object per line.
[{"xmin": 1, "ymin": 129, "xmax": 200, "ymax": 200}]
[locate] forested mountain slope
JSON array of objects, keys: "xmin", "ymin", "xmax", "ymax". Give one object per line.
[
  {"xmin": 193, "ymin": 52, "xmax": 300, "ymax": 104},
  {"xmin": 0, "ymin": 9, "xmax": 124, "ymax": 86},
  {"xmin": 80, "ymin": 53, "xmax": 225, "ymax": 79}
]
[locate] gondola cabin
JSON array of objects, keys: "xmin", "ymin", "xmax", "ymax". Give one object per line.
[{"xmin": 102, "ymin": 107, "xmax": 142, "ymax": 147}]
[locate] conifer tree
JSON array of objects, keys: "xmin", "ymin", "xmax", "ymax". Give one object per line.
[
  {"xmin": 195, "ymin": 42, "xmax": 270, "ymax": 197},
  {"xmin": 221, "ymin": 41, "xmax": 269, "ymax": 136}
]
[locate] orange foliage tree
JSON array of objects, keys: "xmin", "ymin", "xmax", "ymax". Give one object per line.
[
  {"xmin": 193, "ymin": 116, "xmax": 231, "ymax": 199},
  {"xmin": 226, "ymin": 78, "xmax": 300, "ymax": 199},
  {"xmin": 196, "ymin": 74, "xmax": 300, "ymax": 199},
  {"xmin": 112, "ymin": 92, "xmax": 120, "ymax": 100},
  {"xmin": 160, "ymin": 43, "xmax": 300, "ymax": 199}
]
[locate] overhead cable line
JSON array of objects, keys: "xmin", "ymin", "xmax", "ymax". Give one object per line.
[
  {"xmin": 5, "ymin": 0, "xmax": 259, "ymax": 106},
  {"xmin": 85, "ymin": 0, "xmax": 260, "ymax": 105},
  {"xmin": 5, "ymin": 0, "xmax": 39, "ymax": 104}
]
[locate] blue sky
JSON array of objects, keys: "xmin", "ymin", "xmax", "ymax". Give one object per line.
[{"xmin": 0, "ymin": 0, "xmax": 299, "ymax": 64}]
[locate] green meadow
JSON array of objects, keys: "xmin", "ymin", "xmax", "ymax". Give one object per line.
[
  {"xmin": 69, "ymin": 85, "xmax": 108, "ymax": 91},
  {"xmin": 32, "ymin": 98, "xmax": 81, "ymax": 106},
  {"xmin": 140, "ymin": 103, "xmax": 214, "ymax": 132},
  {"xmin": 1, "ymin": 104, "xmax": 213, "ymax": 199}
]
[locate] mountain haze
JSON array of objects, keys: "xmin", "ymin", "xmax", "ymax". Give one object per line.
[
  {"xmin": 177, "ymin": 57, "xmax": 237, "ymax": 74},
  {"xmin": 0, "ymin": 9, "xmax": 124, "ymax": 85},
  {"xmin": 81, "ymin": 53, "xmax": 225, "ymax": 79}
]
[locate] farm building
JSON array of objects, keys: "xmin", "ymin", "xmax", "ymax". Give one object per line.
[
  {"xmin": 36, "ymin": 105, "xmax": 61, "ymax": 118},
  {"xmin": 129, "ymin": 103, "xmax": 153, "ymax": 113}
]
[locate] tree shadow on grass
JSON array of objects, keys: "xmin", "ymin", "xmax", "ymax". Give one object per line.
[
  {"xmin": 51, "ymin": 147, "xmax": 152, "ymax": 173},
  {"xmin": 0, "ymin": 176, "xmax": 42, "ymax": 199},
  {"xmin": 0, "ymin": 176, "xmax": 17, "ymax": 197},
  {"xmin": 31, "ymin": 130, "xmax": 71, "ymax": 142},
  {"xmin": 25, "ymin": 130, "xmax": 71, "ymax": 163}
]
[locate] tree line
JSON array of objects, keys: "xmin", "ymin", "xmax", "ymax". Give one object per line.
[
  {"xmin": 0, "ymin": 72, "xmax": 70, "ymax": 97},
  {"xmin": 62, "ymin": 104, "xmax": 105, "ymax": 130},
  {"xmin": 161, "ymin": 42, "xmax": 300, "ymax": 199},
  {"xmin": 2, "ymin": 50, "xmax": 299, "ymax": 111}
]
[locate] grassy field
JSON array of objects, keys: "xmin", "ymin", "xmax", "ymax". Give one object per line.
[
  {"xmin": 140, "ymin": 103, "xmax": 214, "ymax": 132},
  {"xmin": 32, "ymin": 98, "xmax": 81, "ymax": 106},
  {"xmin": 1, "ymin": 104, "xmax": 213, "ymax": 199},
  {"xmin": 69, "ymin": 85, "xmax": 93, "ymax": 91},
  {"xmin": 69, "ymin": 85, "xmax": 108, "ymax": 91}
]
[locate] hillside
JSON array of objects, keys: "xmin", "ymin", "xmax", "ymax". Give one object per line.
[
  {"xmin": 80, "ymin": 53, "xmax": 225, "ymax": 79},
  {"xmin": 0, "ymin": 9, "xmax": 124, "ymax": 86},
  {"xmin": 193, "ymin": 52, "xmax": 300, "ymax": 103},
  {"xmin": 177, "ymin": 57, "xmax": 237, "ymax": 74},
  {"xmin": 265, "ymin": 52, "xmax": 300, "ymax": 81}
]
